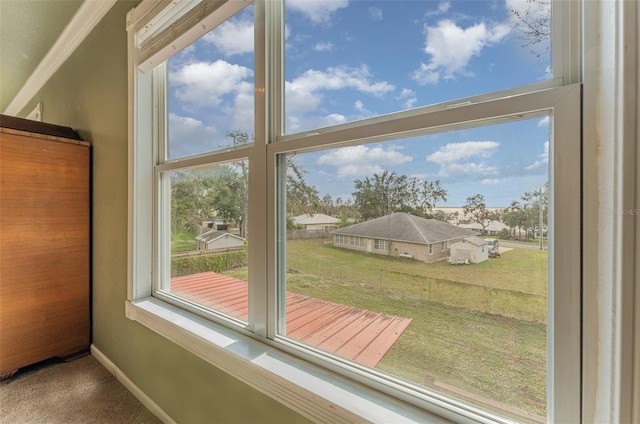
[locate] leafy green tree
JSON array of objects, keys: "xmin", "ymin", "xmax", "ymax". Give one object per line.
[
  {"xmin": 521, "ymin": 183, "xmax": 548, "ymax": 246},
  {"xmin": 463, "ymin": 194, "xmax": 500, "ymax": 233},
  {"xmin": 285, "ymin": 156, "xmax": 320, "ymax": 217},
  {"xmin": 170, "ymin": 171, "xmax": 214, "ymax": 234},
  {"xmin": 502, "ymin": 201, "xmax": 528, "ymax": 239},
  {"xmin": 352, "ymin": 171, "xmax": 447, "ymax": 221}
]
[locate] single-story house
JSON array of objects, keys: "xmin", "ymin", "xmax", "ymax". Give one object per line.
[
  {"xmin": 291, "ymin": 213, "xmax": 339, "ymax": 231},
  {"xmin": 458, "ymin": 220, "xmax": 509, "ymax": 236},
  {"xmin": 449, "ymin": 236, "xmax": 489, "ymax": 264},
  {"xmin": 196, "ymin": 230, "xmax": 245, "ymax": 251},
  {"xmin": 331, "ymin": 212, "xmax": 479, "ymax": 263}
]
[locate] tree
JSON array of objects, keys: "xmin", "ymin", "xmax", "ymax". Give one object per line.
[
  {"xmin": 285, "ymin": 156, "xmax": 320, "ymax": 217},
  {"xmin": 463, "ymin": 194, "xmax": 500, "ymax": 233},
  {"xmin": 502, "ymin": 200, "xmax": 528, "ymax": 239},
  {"xmin": 212, "ymin": 167, "xmax": 247, "ymax": 238},
  {"xmin": 352, "ymin": 171, "xmax": 447, "ymax": 221},
  {"xmin": 225, "ymin": 131, "xmax": 251, "ymax": 238},
  {"xmin": 170, "ymin": 170, "xmax": 220, "ymax": 235},
  {"xmin": 521, "ymin": 183, "xmax": 548, "ymax": 248},
  {"xmin": 510, "ymin": 0, "xmax": 551, "ymax": 57}
]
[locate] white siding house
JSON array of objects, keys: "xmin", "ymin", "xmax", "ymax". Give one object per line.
[
  {"xmin": 449, "ymin": 236, "xmax": 489, "ymax": 264},
  {"xmin": 291, "ymin": 214, "xmax": 339, "ymax": 231},
  {"xmin": 196, "ymin": 230, "xmax": 245, "ymax": 251}
]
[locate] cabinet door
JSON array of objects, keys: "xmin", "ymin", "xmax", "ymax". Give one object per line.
[{"xmin": 0, "ymin": 132, "xmax": 90, "ymax": 374}]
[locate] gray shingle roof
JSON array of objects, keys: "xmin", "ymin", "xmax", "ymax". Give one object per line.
[
  {"xmin": 196, "ymin": 230, "xmax": 245, "ymax": 243},
  {"xmin": 331, "ymin": 212, "xmax": 478, "ymax": 244}
]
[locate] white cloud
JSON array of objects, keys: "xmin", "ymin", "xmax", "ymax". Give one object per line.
[
  {"xmin": 426, "ymin": 1, "xmax": 451, "ymax": 16},
  {"xmin": 170, "ymin": 60, "xmax": 253, "ymax": 107},
  {"xmin": 412, "ymin": 19, "xmax": 510, "ymax": 85},
  {"xmin": 481, "ymin": 178, "xmax": 502, "ymax": 184},
  {"xmin": 285, "ymin": 65, "xmax": 394, "ymax": 132},
  {"xmin": 203, "ymin": 17, "xmax": 254, "ymax": 56},
  {"xmin": 426, "ymin": 141, "xmax": 500, "ymax": 177},
  {"xmin": 313, "ymin": 41, "xmax": 334, "ymax": 52},
  {"xmin": 354, "ymin": 100, "xmax": 370, "ymax": 115},
  {"xmin": 287, "ymin": 0, "xmax": 349, "ymax": 25},
  {"xmin": 167, "ymin": 113, "xmax": 218, "ymax": 158},
  {"xmin": 397, "ymin": 88, "xmax": 417, "ymax": 109},
  {"xmin": 369, "ymin": 6, "xmax": 383, "ymax": 21},
  {"xmin": 317, "ymin": 145, "xmax": 413, "ymax": 177},
  {"xmin": 289, "ymin": 65, "xmax": 394, "ymax": 96},
  {"xmin": 537, "ymin": 116, "xmax": 549, "ymax": 127},
  {"xmin": 525, "ymin": 141, "xmax": 549, "ymax": 170}
]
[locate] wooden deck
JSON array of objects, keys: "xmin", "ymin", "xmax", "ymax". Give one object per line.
[{"xmin": 171, "ymin": 272, "xmax": 412, "ymax": 367}]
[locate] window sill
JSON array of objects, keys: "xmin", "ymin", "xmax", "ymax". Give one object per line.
[{"xmin": 125, "ymin": 297, "xmax": 452, "ymax": 423}]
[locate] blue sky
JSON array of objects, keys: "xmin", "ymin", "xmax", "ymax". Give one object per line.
[{"xmin": 167, "ymin": 0, "xmax": 551, "ymax": 207}]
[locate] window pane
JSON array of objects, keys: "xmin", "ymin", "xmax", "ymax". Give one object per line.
[
  {"xmin": 279, "ymin": 116, "xmax": 550, "ymax": 421},
  {"xmin": 161, "ymin": 162, "xmax": 249, "ymax": 323},
  {"xmin": 167, "ymin": 5, "xmax": 254, "ymax": 159},
  {"xmin": 284, "ymin": 0, "xmax": 551, "ymax": 134}
]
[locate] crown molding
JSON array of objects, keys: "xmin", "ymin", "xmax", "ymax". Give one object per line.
[{"xmin": 3, "ymin": 0, "xmax": 117, "ymax": 116}]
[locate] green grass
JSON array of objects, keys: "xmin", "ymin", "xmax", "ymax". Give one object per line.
[
  {"xmin": 222, "ymin": 238, "xmax": 548, "ymax": 420},
  {"xmin": 171, "ymin": 228, "xmax": 198, "ymax": 253},
  {"xmin": 284, "ymin": 239, "xmax": 548, "ymax": 421}
]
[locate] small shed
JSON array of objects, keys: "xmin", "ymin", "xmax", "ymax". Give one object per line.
[
  {"xmin": 449, "ymin": 236, "xmax": 488, "ymax": 264},
  {"xmin": 196, "ymin": 230, "xmax": 245, "ymax": 251}
]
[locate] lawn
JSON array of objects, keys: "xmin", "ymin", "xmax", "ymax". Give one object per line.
[
  {"xmin": 283, "ymin": 238, "xmax": 548, "ymax": 422},
  {"xmin": 218, "ymin": 238, "xmax": 548, "ymax": 421},
  {"xmin": 171, "ymin": 228, "xmax": 198, "ymax": 253}
]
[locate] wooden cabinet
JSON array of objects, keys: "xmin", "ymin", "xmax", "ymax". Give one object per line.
[{"xmin": 0, "ymin": 116, "xmax": 90, "ymax": 377}]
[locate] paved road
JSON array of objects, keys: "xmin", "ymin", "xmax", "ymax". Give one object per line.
[{"xmin": 500, "ymin": 241, "xmax": 547, "ymax": 251}]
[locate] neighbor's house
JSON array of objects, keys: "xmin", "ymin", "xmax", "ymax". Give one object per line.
[
  {"xmin": 291, "ymin": 213, "xmax": 339, "ymax": 231},
  {"xmin": 449, "ymin": 236, "xmax": 489, "ymax": 264},
  {"xmin": 331, "ymin": 212, "xmax": 479, "ymax": 263},
  {"xmin": 196, "ymin": 230, "xmax": 245, "ymax": 251},
  {"xmin": 458, "ymin": 220, "xmax": 509, "ymax": 236}
]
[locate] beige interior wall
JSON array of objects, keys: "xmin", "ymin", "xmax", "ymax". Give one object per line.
[{"xmin": 17, "ymin": 2, "xmax": 309, "ymax": 422}]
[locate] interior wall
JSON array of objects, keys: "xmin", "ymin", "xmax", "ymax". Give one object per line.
[{"xmin": 17, "ymin": 2, "xmax": 309, "ymax": 423}]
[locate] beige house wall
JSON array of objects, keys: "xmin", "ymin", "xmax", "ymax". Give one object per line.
[{"xmin": 333, "ymin": 236, "xmax": 451, "ymax": 263}]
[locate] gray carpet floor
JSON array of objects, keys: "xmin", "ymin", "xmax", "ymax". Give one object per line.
[{"xmin": 0, "ymin": 354, "xmax": 162, "ymax": 424}]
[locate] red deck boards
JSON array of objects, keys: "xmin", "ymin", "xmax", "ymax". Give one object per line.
[{"xmin": 171, "ymin": 272, "xmax": 412, "ymax": 367}]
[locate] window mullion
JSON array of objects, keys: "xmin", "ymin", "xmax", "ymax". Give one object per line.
[
  {"xmin": 264, "ymin": 0, "xmax": 284, "ymax": 340},
  {"xmin": 248, "ymin": 0, "xmax": 268, "ymax": 337}
]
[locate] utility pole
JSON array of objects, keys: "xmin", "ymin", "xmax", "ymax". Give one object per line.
[{"xmin": 538, "ymin": 187, "xmax": 545, "ymax": 250}]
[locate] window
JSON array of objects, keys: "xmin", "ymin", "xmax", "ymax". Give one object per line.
[
  {"xmin": 349, "ymin": 236, "xmax": 364, "ymax": 248},
  {"xmin": 374, "ymin": 239, "xmax": 389, "ymax": 251},
  {"xmin": 335, "ymin": 234, "xmax": 348, "ymax": 245},
  {"xmin": 128, "ymin": 0, "xmax": 581, "ymax": 422}
]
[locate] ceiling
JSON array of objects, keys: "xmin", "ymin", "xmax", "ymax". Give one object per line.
[{"xmin": 0, "ymin": 0, "xmax": 84, "ymax": 115}]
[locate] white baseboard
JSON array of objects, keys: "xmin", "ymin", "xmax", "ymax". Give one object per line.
[{"xmin": 90, "ymin": 345, "xmax": 176, "ymax": 424}]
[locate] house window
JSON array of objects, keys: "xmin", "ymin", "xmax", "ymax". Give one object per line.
[
  {"xmin": 350, "ymin": 236, "xmax": 364, "ymax": 248},
  {"xmin": 128, "ymin": 0, "xmax": 581, "ymax": 422},
  {"xmin": 374, "ymin": 239, "xmax": 389, "ymax": 251}
]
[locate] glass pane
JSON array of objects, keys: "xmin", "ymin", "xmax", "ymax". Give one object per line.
[
  {"xmin": 167, "ymin": 5, "xmax": 254, "ymax": 159},
  {"xmin": 162, "ymin": 161, "xmax": 249, "ymax": 323},
  {"xmin": 284, "ymin": 0, "xmax": 551, "ymax": 134},
  {"xmin": 279, "ymin": 116, "xmax": 550, "ymax": 422}
]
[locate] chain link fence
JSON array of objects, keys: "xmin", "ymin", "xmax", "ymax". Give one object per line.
[{"xmin": 287, "ymin": 254, "xmax": 546, "ymax": 323}]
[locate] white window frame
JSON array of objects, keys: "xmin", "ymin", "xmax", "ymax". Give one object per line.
[
  {"xmin": 123, "ymin": 1, "xmax": 597, "ymax": 422},
  {"xmin": 374, "ymin": 239, "xmax": 388, "ymax": 251}
]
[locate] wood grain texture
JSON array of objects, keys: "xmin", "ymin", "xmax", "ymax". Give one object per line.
[{"xmin": 0, "ymin": 131, "xmax": 90, "ymax": 375}]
